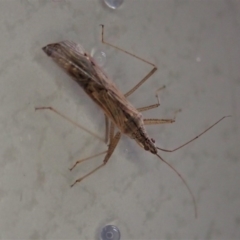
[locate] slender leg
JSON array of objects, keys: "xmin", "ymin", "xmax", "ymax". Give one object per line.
[
  {"xmin": 137, "ymin": 86, "xmax": 166, "ymax": 112},
  {"xmin": 100, "ymin": 24, "xmax": 158, "ymax": 98},
  {"xmin": 144, "ymin": 109, "xmax": 181, "ymax": 125},
  {"xmin": 157, "ymin": 116, "xmax": 231, "ymax": 153},
  {"xmin": 124, "ymin": 67, "xmax": 157, "ymax": 97},
  {"xmin": 103, "ymin": 131, "xmax": 121, "ymax": 164},
  {"xmin": 138, "ymin": 104, "xmax": 159, "ymax": 113},
  {"xmin": 71, "ymin": 131, "xmax": 121, "ymax": 187},
  {"xmin": 69, "ymin": 150, "xmax": 107, "ymax": 171},
  {"xmin": 105, "ymin": 115, "xmax": 115, "ymax": 144},
  {"xmin": 100, "ymin": 24, "xmax": 156, "ymax": 67},
  {"xmin": 104, "ymin": 115, "xmax": 115, "ymax": 144},
  {"xmin": 104, "ymin": 114, "xmax": 109, "ymax": 144},
  {"xmin": 144, "ymin": 118, "xmax": 175, "ymax": 125},
  {"xmin": 109, "ymin": 122, "xmax": 115, "ymax": 142},
  {"xmin": 35, "ymin": 107, "xmax": 105, "ymax": 143}
]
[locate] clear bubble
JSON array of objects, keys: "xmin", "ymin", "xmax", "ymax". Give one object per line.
[
  {"xmin": 91, "ymin": 48, "xmax": 107, "ymax": 67},
  {"xmin": 100, "ymin": 225, "xmax": 121, "ymax": 240},
  {"xmin": 103, "ymin": 0, "xmax": 124, "ymax": 9}
]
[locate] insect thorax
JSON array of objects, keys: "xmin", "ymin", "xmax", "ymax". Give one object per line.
[{"xmin": 124, "ymin": 117, "xmax": 157, "ymax": 154}]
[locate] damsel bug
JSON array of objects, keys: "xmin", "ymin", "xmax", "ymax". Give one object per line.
[{"xmin": 36, "ymin": 25, "xmax": 229, "ymax": 217}]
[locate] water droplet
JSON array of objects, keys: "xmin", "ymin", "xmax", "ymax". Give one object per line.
[
  {"xmin": 103, "ymin": 0, "xmax": 124, "ymax": 9},
  {"xmin": 91, "ymin": 48, "xmax": 107, "ymax": 67},
  {"xmin": 100, "ymin": 225, "xmax": 121, "ymax": 240}
]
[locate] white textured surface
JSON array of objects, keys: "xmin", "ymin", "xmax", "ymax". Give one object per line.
[{"xmin": 0, "ymin": 0, "xmax": 239, "ymax": 239}]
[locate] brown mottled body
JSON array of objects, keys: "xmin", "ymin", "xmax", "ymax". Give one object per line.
[
  {"xmin": 38, "ymin": 26, "xmax": 229, "ymax": 218},
  {"xmin": 42, "ymin": 41, "xmax": 156, "ymax": 153}
]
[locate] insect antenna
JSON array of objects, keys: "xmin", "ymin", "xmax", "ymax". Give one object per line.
[
  {"xmin": 157, "ymin": 115, "xmax": 231, "ymax": 153},
  {"xmin": 156, "ymin": 153, "xmax": 197, "ymax": 218}
]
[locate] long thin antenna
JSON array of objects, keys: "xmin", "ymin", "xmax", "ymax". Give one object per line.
[
  {"xmin": 157, "ymin": 116, "xmax": 231, "ymax": 153},
  {"xmin": 156, "ymin": 153, "xmax": 197, "ymax": 218}
]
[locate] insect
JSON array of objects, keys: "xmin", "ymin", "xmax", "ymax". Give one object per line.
[{"xmin": 36, "ymin": 25, "xmax": 229, "ymax": 217}]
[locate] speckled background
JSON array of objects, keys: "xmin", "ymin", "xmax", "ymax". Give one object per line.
[{"xmin": 0, "ymin": 0, "xmax": 239, "ymax": 239}]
